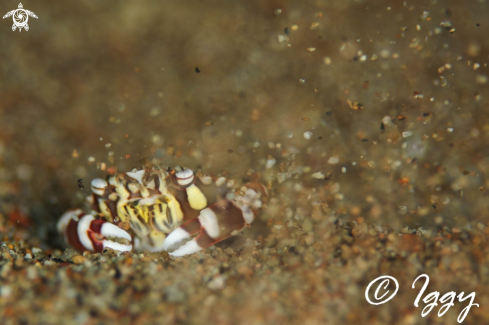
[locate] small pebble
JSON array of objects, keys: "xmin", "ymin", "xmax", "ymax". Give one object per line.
[
  {"xmin": 328, "ymin": 156, "xmax": 339, "ymax": 164},
  {"xmin": 311, "ymin": 172, "xmax": 325, "ymax": 180},
  {"xmin": 266, "ymin": 156, "xmax": 276, "ymax": 169},
  {"xmin": 207, "ymin": 275, "xmax": 226, "ymax": 291},
  {"xmin": 73, "ymin": 256, "xmax": 86, "ymax": 264}
]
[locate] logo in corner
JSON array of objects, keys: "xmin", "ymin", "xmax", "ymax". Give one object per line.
[{"xmin": 3, "ymin": 3, "xmax": 38, "ymax": 32}]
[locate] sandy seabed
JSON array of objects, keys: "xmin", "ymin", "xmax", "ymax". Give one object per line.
[{"xmin": 1, "ymin": 0, "xmax": 489, "ymax": 324}]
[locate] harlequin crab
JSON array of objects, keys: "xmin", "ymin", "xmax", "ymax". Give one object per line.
[{"xmin": 57, "ymin": 161, "xmax": 267, "ymax": 257}]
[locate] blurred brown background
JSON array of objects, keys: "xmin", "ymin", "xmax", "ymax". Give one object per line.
[
  {"xmin": 2, "ymin": 0, "xmax": 487, "ymax": 245},
  {"xmin": 1, "ymin": 0, "xmax": 489, "ymax": 324}
]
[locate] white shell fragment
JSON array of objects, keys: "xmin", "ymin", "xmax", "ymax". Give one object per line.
[
  {"xmin": 328, "ymin": 156, "xmax": 339, "ymax": 164},
  {"xmin": 304, "ymin": 131, "xmax": 313, "ymax": 139},
  {"xmin": 402, "ymin": 131, "xmax": 413, "ymax": 138},
  {"xmin": 278, "ymin": 34, "xmax": 288, "ymax": 42},
  {"xmin": 199, "ymin": 175, "xmax": 213, "ymax": 185},
  {"xmin": 266, "ymin": 156, "xmax": 276, "ymax": 169},
  {"xmin": 311, "ymin": 172, "xmax": 326, "ymax": 180},
  {"xmin": 215, "ymin": 177, "xmax": 226, "ymax": 187}
]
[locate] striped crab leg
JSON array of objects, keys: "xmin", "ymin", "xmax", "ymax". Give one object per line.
[
  {"xmin": 57, "ymin": 209, "xmax": 132, "ymax": 253},
  {"xmin": 162, "ymin": 183, "xmax": 267, "ymax": 256}
]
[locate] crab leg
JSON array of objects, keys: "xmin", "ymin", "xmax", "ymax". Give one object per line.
[
  {"xmin": 163, "ymin": 183, "xmax": 267, "ymax": 256},
  {"xmin": 57, "ymin": 209, "xmax": 132, "ymax": 253}
]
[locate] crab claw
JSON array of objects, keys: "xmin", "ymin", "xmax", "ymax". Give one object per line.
[
  {"xmin": 58, "ymin": 210, "xmax": 132, "ymax": 253},
  {"xmin": 162, "ymin": 217, "xmax": 202, "ymax": 256},
  {"xmin": 163, "ymin": 183, "xmax": 267, "ymax": 257}
]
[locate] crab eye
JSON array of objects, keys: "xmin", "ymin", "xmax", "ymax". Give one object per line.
[
  {"xmin": 91, "ymin": 178, "xmax": 108, "ymax": 196},
  {"xmin": 175, "ymin": 168, "xmax": 194, "ymax": 186}
]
